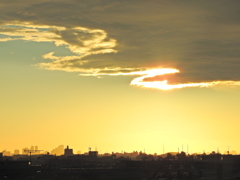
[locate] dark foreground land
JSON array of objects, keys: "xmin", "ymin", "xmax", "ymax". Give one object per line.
[{"xmin": 1, "ymin": 154, "xmax": 240, "ymax": 179}]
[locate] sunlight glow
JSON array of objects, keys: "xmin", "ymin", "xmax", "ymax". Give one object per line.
[
  {"xmin": 80, "ymin": 68, "xmax": 240, "ymax": 90},
  {"xmin": 129, "ymin": 69, "xmax": 240, "ymax": 90}
]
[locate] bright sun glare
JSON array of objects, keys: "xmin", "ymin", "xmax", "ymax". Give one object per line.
[
  {"xmin": 128, "ymin": 68, "xmax": 240, "ymax": 90},
  {"xmin": 80, "ymin": 68, "xmax": 240, "ymax": 90}
]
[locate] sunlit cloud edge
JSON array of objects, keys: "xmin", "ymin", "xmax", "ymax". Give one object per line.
[
  {"xmin": 79, "ymin": 68, "xmax": 240, "ymax": 90},
  {"xmin": 0, "ymin": 22, "xmax": 118, "ymax": 70}
]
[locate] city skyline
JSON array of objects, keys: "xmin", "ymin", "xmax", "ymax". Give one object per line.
[
  {"xmin": 1, "ymin": 0, "xmax": 240, "ymax": 154},
  {"xmin": 1, "ymin": 144, "xmax": 238, "ymax": 157}
]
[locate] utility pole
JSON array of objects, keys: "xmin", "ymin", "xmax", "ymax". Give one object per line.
[{"xmin": 24, "ymin": 150, "xmax": 44, "ymax": 165}]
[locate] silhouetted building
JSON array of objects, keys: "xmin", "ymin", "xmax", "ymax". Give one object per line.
[
  {"xmin": 64, "ymin": 146, "xmax": 73, "ymax": 156},
  {"xmin": 89, "ymin": 151, "xmax": 98, "ymax": 157},
  {"xmin": 51, "ymin": 145, "xmax": 64, "ymax": 155},
  {"xmin": 3, "ymin": 151, "xmax": 11, "ymax": 156},
  {"xmin": 14, "ymin": 149, "xmax": 20, "ymax": 155},
  {"xmin": 22, "ymin": 148, "xmax": 29, "ymax": 155}
]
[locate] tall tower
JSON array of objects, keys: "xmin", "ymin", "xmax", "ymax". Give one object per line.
[{"xmin": 64, "ymin": 146, "xmax": 73, "ymax": 156}]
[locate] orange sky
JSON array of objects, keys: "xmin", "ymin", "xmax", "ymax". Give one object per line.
[{"xmin": 1, "ymin": 0, "xmax": 240, "ymax": 155}]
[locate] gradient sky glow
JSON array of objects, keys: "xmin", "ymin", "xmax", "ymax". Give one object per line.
[{"xmin": 1, "ymin": 0, "xmax": 240, "ymax": 154}]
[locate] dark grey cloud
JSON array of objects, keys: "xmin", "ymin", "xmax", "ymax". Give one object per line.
[{"xmin": 1, "ymin": 0, "xmax": 240, "ymax": 84}]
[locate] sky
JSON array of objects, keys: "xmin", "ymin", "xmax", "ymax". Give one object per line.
[{"xmin": 1, "ymin": 0, "xmax": 240, "ymax": 154}]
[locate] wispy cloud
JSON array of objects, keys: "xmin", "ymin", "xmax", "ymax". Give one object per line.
[
  {"xmin": 0, "ymin": 23, "xmax": 117, "ymax": 72},
  {"xmin": 0, "ymin": 37, "xmax": 16, "ymax": 42}
]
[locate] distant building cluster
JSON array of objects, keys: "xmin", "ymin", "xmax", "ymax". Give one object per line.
[{"xmin": 1, "ymin": 145, "xmax": 238, "ymax": 159}]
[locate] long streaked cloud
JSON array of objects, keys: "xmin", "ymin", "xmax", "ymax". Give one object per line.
[
  {"xmin": 80, "ymin": 68, "xmax": 240, "ymax": 90},
  {"xmin": 129, "ymin": 69, "xmax": 240, "ymax": 90}
]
